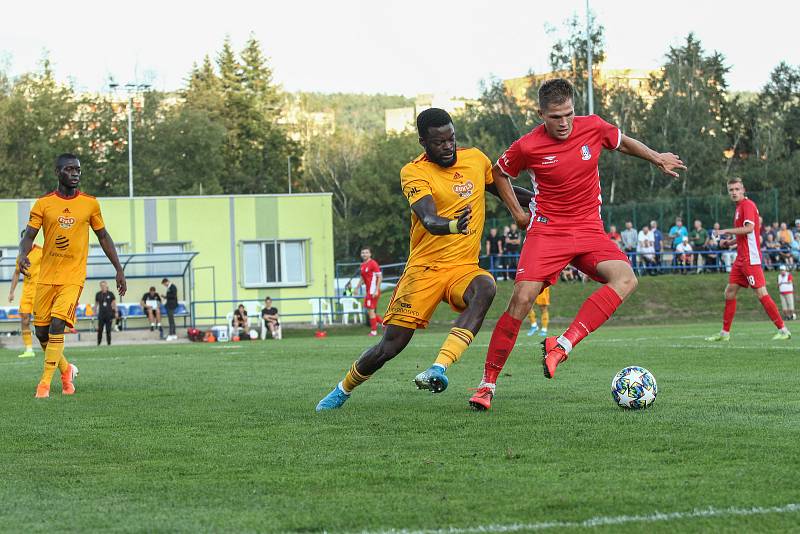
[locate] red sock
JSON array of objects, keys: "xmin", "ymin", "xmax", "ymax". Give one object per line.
[
  {"xmin": 561, "ymin": 285, "xmax": 623, "ymax": 351},
  {"xmin": 759, "ymin": 295, "xmax": 785, "ymax": 329},
  {"xmin": 482, "ymin": 312, "xmax": 522, "ymax": 385},
  {"xmin": 377, "ymin": 314, "xmax": 383, "ymax": 324},
  {"xmin": 722, "ymin": 298, "xmax": 737, "ymax": 332},
  {"xmin": 369, "ymin": 316, "xmax": 378, "ymax": 331}
]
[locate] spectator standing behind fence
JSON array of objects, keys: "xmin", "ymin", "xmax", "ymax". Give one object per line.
[
  {"xmin": 621, "ymin": 221, "xmax": 637, "ymax": 262},
  {"xmin": 607, "ymin": 225, "xmax": 622, "ymax": 250},
  {"xmin": 261, "ymin": 297, "xmax": 282, "ymax": 339},
  {"xmin": 791, "ymin": 233, "xmax": 800, "ymax": 264},
  {"xmin": 650, "ymin": 220, "xmax": 663, "ymax": 270},
  {"xmin": 764, "ymin": 233, "xmax": 781, "ymax": 269},
  {"xmin": 778, "ymin": 265, "xmax": 795, "ymax": 320},
  {"xmin": 705, "ymin": 223, "xmax": 722, "ymax": 271},
  {"xmin": 668, "ymin": 217, "xmax": 688, "ymax": 250},
  {"xmin": 485, "ymin": 227, "xmax": 505, "ymax": 279},
  {"xmin": 690, "ymin": 220, "xmax": 707, "ymax": 272},
  {"xmin": 141, "ymin": 287, "xmax": 162, "ymax": 331},
  {"xmin": 778, "ymin": 222, "xmax": 793, "ymax": 247},
  {"xmin": 161, "ymin": 278, "xmax": 178, "ymax": 341},
  {"xmin": 504, "ymin": 223, "xmax": 521, "ymax": 279},
  {"xmin": 95, "ymin": 281, "xmax": 116, "ymax": 346},
  {"xmin": 637, "ymin": 224, "xmax": 656, "ymax": 274}
]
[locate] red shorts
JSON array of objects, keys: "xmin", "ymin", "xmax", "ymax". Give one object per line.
[
  {"xmin": 516, "ymin": 224, "xmax": 630, "ymax": 286},
  {"xmin": 729, "ymin": 261, "xmax": 766, "ymax": 289},
  {"xmin": 364, "ymin": 293, "xmax": 380, "ymax": 310}
]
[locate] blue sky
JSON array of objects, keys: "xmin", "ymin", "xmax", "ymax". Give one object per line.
[{"xmin": 2, "ymin": 0, "xmax": 798, "ymax": 96}]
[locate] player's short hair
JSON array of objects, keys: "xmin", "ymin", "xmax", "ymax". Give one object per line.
[
  {"xmin": 161, "ymin": 278, "xmax": 169, "ymax": 284},
  {"xmin": 149, "ymin": 286, "xmax": 156, "ymax": 291},
  {"xmin": 727, "ymin": 177, "xmax": 744, "ymax": 186},
  {"xmin": 416, "ymin": 108, "xmax": 452, "ymax": 138},
  {"xmin": 361, "ymin": 246, "xmax": 371, "ymax": 253},
  {"xmin": 55, "ymin": 153, "xmax": 79, "ymax": 168},
  {"xmin": 538, "ymin": 78, "xmax": 574, "ymax": 111},
  {"xmin": 265, "ymin": 296, "xmax": 272, "ymax": 301}
]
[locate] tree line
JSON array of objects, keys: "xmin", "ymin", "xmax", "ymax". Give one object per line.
[{"xmin": 0, "ymin": 24, "xmax": 798, "ymax": 263}]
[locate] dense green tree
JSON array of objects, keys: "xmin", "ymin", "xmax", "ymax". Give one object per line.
[{"xmin": 0, "ymin": 58, "xmax": 76, "ymax": 197}]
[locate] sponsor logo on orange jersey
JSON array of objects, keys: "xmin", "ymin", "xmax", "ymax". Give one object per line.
[
  {"xmin": 57, "ymin": 216, "xmax": 75, "ymax": 229},
  {"xmin": 452, "ymin": 181, "xmax": 474, "ymax": 198}
]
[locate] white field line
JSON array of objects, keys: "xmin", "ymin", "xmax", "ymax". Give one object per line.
[{"xmin": 358, "ymin": 503, "xmax": 800, "ymax": 534}]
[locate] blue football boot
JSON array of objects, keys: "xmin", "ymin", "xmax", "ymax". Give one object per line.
[
  {"xmin": 414, "ymin": 365, "xmax": 449, "ymax": 393},
  {"xmin": 315, "ymin": 384, "xmax": 350, "ymax": 412}
]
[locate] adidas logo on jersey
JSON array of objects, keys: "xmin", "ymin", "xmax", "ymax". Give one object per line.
[
  {"xmin": 453, "ymin": 172, "xmax": 464, "ymax": 181},
  {"xmin": 63, "ymin": 208, "xmax": 71, "ymax": 213}
]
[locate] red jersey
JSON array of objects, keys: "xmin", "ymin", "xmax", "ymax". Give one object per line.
[
  {"xmin": 497, "ymin": 115, "xmax": 621, "ymax": 228},
  {"xmin": 733, "ymin": 198, "xmax": 761, "ymax": 266},
  {"xmin": 360, "ymin": 259, "xmax": 381, "ymax": 296}
]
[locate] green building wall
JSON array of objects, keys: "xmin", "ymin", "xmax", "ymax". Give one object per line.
[{"xmin": 0, "ymin": 193, "xmax": 334, "ymax": 326}]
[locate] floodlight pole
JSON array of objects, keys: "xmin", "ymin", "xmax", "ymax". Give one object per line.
[
  {"xmin": 109, "ymin": 81, "xmax": 150, "ymax": 198},
  {"xmin": 287, "ymin": 155, "xmax": 292, "ymax": 194},
  {"xmin": 586, "ymin": 0, "xmax": 594, "ymax": 115}
]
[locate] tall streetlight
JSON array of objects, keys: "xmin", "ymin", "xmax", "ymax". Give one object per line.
[{"xmin": 109, "ymin": 82, "xmax": 151, "ymax": 198}]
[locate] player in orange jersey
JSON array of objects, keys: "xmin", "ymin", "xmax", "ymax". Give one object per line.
[
  {"xmin": 317, "ymin": 108, "xmax": 532, "ymax": 411},
  {"xmin": 18, "ymin": 153, "xmax": 127, "ymax": 398},
  {"xmin": 8, "ymin": 231, "xmax": 43, "ymax": 358}
]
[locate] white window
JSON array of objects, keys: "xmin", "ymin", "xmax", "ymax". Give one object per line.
[{"xmin": 241, "ymin": 240, "xmax": 308, "ymax": 287}]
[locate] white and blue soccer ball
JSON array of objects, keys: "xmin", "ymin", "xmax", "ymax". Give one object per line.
[{"xmin": 611, "ymin": 366, "xmax": 657, "ymax": 409}]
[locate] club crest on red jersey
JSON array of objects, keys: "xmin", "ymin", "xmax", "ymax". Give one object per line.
[
  {"xmin": 452, "ymin": 181, "xmax": 474, "ymax": 198},
  {"xmin": 580, "ymin": 145, "xmax": 591, "ymax": 160}
]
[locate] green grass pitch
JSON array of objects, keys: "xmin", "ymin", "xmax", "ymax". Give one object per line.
[{"xmin": 1, "ymin": 320, "xmax": 799, "ymax": 532}]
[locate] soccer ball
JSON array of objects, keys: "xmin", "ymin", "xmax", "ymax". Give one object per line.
[{"xmin": 611, "ymin": 366, "xmax": 657, "ymax": 409}]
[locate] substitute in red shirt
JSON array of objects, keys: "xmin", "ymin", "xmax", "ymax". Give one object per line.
[
  {"xmin": 706, "ymin": 177, "xmax": 789, "ymax": 340},
  {"xmin": 355, "ymin": 247, "xmax": 383, "ymax": 336}
]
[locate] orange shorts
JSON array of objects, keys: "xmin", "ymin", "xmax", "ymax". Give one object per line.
[
  {"xmin": 33, "ymin": 283, "xmax": 83, "ymax": 328},
  {"xmin": 19, "ymin": 281, "xmax": 37, "ymax": 315},
  {"xmin": 383, "ymin": 264, "xmax": 494, "ymax": 330},
  {"xmin": 534, "ymin": 286, "xmax": 551, "ymax": 307}
]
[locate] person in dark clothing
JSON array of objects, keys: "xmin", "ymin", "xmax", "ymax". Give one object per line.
[
  {"xmin": 161, "ymin": 278, "xmax": 178, "ymax": 341},
  {"xmin": 95, "ymin": 280, "xmax": 117, "ymax": 345},
  {"xmin": 504, "ymin": 223, "xmax": 522, "ymax": 279},
  {"xmin": 485, "ymin": 227, "xmax": 505, "ymax": 280}
]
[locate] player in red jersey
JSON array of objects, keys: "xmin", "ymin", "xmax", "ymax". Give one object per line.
[
  {"xmin": 354, "ymin": 247, "xmax": 383, "ymax": 336},
  {"xmin": 706, "ymin": 177, "xmax": 791, "ymax": 342},
  {"xmin": 469, "ymin": 78, "xmax": 687, "ymax": 410}
]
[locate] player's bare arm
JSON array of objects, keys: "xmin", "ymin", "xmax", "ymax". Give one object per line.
[
  {"xmin": 16, "ymin": 226, "xmax": 40, "ymax": 276},
  {"xmin": 410, "ymin": 195, "xmax": 471, "ymax": 235},
  {"xmin": 490, "ymin": 165, "xmax": 530, "ymax": 229},
  {"xmin": 485, "ymin": 181, "xmax": 533, "ymax": 211},
  {"xmin": 720, "ymin": 222, "xmax": 755, "ymax": 236},
  {"xmin": 94, "ymin": 227, "xmax": 127, "ymax": 296},
  {"xmin": 618, "ymin": 135, "xmax": 686, "ymax": 177}
]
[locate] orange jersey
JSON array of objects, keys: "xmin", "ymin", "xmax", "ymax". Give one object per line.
[
  {"xmin": 400, "ymin": 147, "xmax": 493, "ymax": 268},
  {"xmin": 22, "ymin": 244, "xmax": 43, "ymax": 282},
  {"xmin": 28, "ymin": 191, "xmax": 105, "ymax": 286}
]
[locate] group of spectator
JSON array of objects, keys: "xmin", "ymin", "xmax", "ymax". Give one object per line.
[
  {"xmin": 484, "ymin": 224, "xmax": 521, "ymax": 280},
  {"xmin": 94, "ymin": 278, "xmax": 178, "ymax": 345},
  {"xmin": 608, "ymin": 217, "xmax": 800, "ymax": 274},
  {"xmin": 230, "ymin": 297, "xmax": 281, "ymax": 340}
]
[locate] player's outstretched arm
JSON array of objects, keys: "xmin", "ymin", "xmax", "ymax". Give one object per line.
[
  {"xmin": 94, "ymin": 228, "xmax": 127, "ymax": 296},
  {"xmin": 410, "ymin": 195, "xmax": 471, "ymax": 236},
  {"xmin": 618, "ymin": 135, "xmax": 687, "ymax": 177},
  {"xmin": 488, "ymin": 165, "xmax": 530, "ymax": 229},
  {"xmin": 17, "ymin": 226, "xmax": 39, "ymax": 276}
]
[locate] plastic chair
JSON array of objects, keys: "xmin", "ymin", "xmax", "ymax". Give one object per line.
[
  {"xmin": 339, "ymin": 297, "xmax": 362, "ymax": 324},
  {"xmin": 260, "ymin": 317, "xmax": 282, "ymax": 340},
  {"xmin": 308, "ymin": 298, "xmax": 332, "ymax": 326}
]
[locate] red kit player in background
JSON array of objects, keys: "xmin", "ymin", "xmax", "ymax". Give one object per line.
[
  {"xmin": 354, "ymin": 247, "xmax": 383, "ymax": 336},
  {"xmin": 705, "ymin": 177, "xmax": 791, "ymax": 342},
  {"xmin": 469, "ymin": 78, "xmax": 687, "ymax": 411}
]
